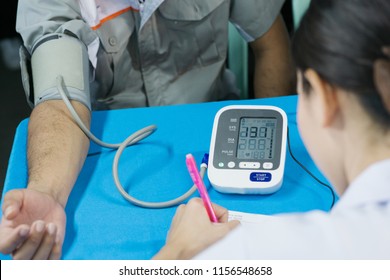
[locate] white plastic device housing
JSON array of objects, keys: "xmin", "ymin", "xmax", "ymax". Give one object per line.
[{"xmin": 208, "ymin": 105, "xmax": 288, "ymax": 194}]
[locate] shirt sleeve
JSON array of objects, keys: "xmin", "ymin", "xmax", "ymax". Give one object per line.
[
  {"xmin": 16, "ymin": 0, "xmax": 97, "ymax": 110},
  {"xmin": 193, "ymin": 206, "xmax": 390, "ymax": 259},
  {"xmin": 229, "ymin": 0, "xmax": 285, "ymax": 42},
  {"xmin": 16, "ymin": 0, "xmax": 97, "ymax": 51},
  {"xmin": 193, "ymin": 210, "xmax": 339, "ymax": 259}
]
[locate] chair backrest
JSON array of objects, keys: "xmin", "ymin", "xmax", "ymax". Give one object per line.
[
  {"xmin": 228, "ymin": 22, "xmax": 248, "ymax": 99},
  {"xmin": 292, "ymin": 0, "xmax": 311, "ymax": 30}
]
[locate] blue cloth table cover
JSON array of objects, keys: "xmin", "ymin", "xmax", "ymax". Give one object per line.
[{"xmin": 0, "ymin": 96, "xmax": 335, "ymax": 260}]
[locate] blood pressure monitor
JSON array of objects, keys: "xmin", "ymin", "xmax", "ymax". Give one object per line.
[{"xmin": 208, "ymin": 105, "xmax": 288, "ymax": 194}]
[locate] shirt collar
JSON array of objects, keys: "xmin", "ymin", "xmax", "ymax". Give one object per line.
[
  {"xmin": 139, "ymin": 0, "xmax": 165, "ymax": 29},
  {"xmin": 333, "ymin": 159, "xmax": 390, "ymax": 211}
]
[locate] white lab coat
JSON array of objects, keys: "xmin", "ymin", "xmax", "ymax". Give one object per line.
[{"xmin": 194, "ymin": 159, "xmax": 390, "ymax": 259}]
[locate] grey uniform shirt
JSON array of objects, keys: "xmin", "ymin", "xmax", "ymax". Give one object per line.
[{"xmin": 16, "ymin": 0, "xmax": 284, "ymax": 110}]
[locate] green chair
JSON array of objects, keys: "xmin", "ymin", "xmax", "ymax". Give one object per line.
[
  {"xmin": 228, "ymin": 22, "xmax": 248, "ymax": 99},
  {"xmin": 292, "ymin": 0, "xmax": 311, "ymax": 30}
]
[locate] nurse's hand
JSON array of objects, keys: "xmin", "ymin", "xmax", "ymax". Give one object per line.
[
  {"xmin": 153, "ymin": 198, "xmax": 240, "ymax": 259},
  {"xmin": 0, "ymin": 188, "xmax": 66, "ymax": 259}
]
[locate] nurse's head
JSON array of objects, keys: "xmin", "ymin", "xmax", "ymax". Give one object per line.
[{"xmin": 292, "ymin": 0, "xmax": 390, "ymax": 194}]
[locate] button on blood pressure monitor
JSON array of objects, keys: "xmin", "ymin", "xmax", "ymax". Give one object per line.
[{"xmin": 208, "ymin": 105, "xmax": 288, "ymax": 194}]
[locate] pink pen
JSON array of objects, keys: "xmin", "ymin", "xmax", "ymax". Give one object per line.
[{"xmin": 185, "ymin": 153, "xmax": 218, "ymax": 223}]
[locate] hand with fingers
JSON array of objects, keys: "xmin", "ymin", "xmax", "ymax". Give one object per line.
[
  {"xmin": 0, "ymin": 189, "xmax": 66, "ymax": 259},
  {"xmin": 153, "ymin": 198, "xmax": 240, "ymax": 260}
]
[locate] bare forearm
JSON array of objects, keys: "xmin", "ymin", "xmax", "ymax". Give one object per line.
[
  {"xmin": 253, "ymin": 51, "xmax": 295, "ymax": 98},
  {"xmin": 251, "ymin": 15, "xmax": 296, "ymax": 98},
  {"xmin": 27, "ymin": 100, "xmax": 90, "ymax": 207}
]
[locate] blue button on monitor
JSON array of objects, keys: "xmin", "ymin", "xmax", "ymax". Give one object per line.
[{"xmin": 250, "ymin": 172, "xmax": 272, "ymax": 182}]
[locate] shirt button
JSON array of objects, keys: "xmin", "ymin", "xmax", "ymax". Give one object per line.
[{"xmin": 108, "ymin": 37, "xmax": 117, "ymax": 46}]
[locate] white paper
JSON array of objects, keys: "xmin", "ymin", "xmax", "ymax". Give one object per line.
[{"xmin": 228, "ymin": 210, "xmax": 273, "ymax": 225}]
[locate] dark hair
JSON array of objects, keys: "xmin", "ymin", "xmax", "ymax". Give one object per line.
[{"xmin": 292, "ymin": 0, "xmax": 390, "ymax": 125}]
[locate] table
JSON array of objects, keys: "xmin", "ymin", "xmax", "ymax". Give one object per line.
[{"xmin": 0, "ymin": 95, "xmax": 335, "ymax": 260}]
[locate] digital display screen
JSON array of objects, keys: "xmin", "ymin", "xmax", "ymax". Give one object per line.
[{"xmin": 237, "ymin": 118, "xmax": 276, "ymax": 160}]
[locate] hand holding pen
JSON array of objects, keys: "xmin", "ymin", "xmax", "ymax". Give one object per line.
[
  {"xmin": 153, "ymin": 197, "xmax": 239, "ymax": 259},
  {"xmin": 152, "ymin": 154, "xmax": 240, "ymax": 259},
  {"xmin": 185, "ymin": 154, "xmax": 218, "ymax": 222}
]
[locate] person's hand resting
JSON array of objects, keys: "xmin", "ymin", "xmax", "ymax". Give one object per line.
[
  {"xmin": 0, "ymin": 188, "xmax": 66, "ymax": 259},
  {"xmin": 153, "ymin": 198, "xmax": 240, "ymax": 259}
]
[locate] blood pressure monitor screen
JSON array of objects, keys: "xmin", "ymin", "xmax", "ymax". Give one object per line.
[
  {"xmin": 210, "ymin": 107, "xmax": 285, "ymax": 172},
  {"xmin": 208, "ymin": 105, "xmax": 288, "ymax": 194},
  {"xmin": 237, "ymin": 118, "xmax": 276, "ymax": 160}
]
